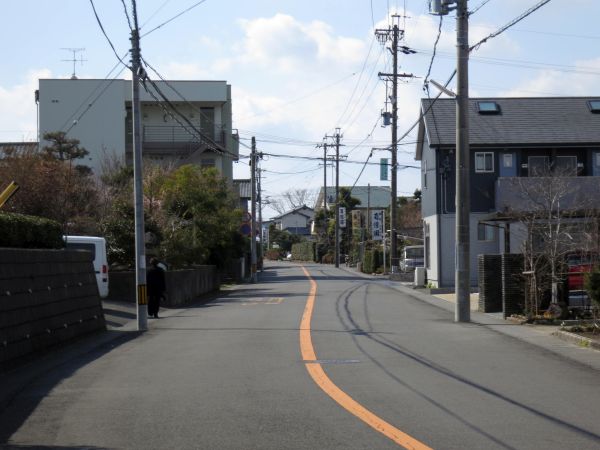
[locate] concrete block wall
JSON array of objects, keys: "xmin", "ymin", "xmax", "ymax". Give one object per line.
[
  {"xmin": 0, "ymin": 248, "xmax": 106, "ymax": 366},
  {"xmin": 107, "ymin": 266, "xmax": 219, "ymax": 306}
]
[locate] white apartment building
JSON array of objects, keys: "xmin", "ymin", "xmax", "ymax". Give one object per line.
[{"xmin": 38, "ymin": 78, "xmax": 239, "ymax": 179}]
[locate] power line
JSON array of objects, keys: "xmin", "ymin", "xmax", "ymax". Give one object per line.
[
  {"xmin": 469, "ymin": 0, "xmax": 552, "ymax": 51},
  {"xmin": 89, "ymin": 0, "xmax": 130, "ymax": 69},
  {"xmin": 120, "ymin": 0, "xmax": 133, "ymax": 30},
  {"xmin": 469, "ymin": 0, "xmax": 494, "ymax": 15},
  {"xmin": 140, "ymin": 0, "xmax": 173, "ymax": 29},
  {"xmin": 423, "ymin": 15, "xmax": 443, "ymax": 85},
  {"xmin": 141, "ymin": 0, "xmax": 209, "ymax": 37}
]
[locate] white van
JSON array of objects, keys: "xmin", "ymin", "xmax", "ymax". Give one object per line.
[
  {"xmin": 400, "ymin": 245, "xmax": 424, "ymax": 272},
  {"xmin": 64, "ymin": 236, "xmax": 109, "ymax": 298}
]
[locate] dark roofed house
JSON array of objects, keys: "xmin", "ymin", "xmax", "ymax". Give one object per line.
[
  {"xmin": 270, "ymin": 205, "xmax": 314, "ymax": 237},
  {"xmin": 416, "ymin": 96, "xmax": 600, "ymax": 288}
]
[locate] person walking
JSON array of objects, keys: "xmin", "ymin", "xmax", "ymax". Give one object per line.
[{"xmin": 147, "ymin": 257, "xmax": 166, "ymax": 318}]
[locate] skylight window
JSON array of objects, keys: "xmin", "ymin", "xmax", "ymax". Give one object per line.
[
  {"xmin": 477, "ymin": 101, "xmax": 501, "ymax": 114},
  {"xmin": 588, "ymin": 100, "xmax": 600, "ymax": 113}
]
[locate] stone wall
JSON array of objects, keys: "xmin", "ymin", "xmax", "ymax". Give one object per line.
[
  {"xmin": 107, "ymin": 266, "xmax": 219, "ymax": 306},
  {"xmin": 0, "ymin": 248, "xmax": 106, "ymax": 366}
]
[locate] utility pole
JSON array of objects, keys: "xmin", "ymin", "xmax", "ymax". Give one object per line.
[
  {"xmin": 430, "ymin": 0, "xmax": 470, "ymax": 322},
  {"xmin": 129, "ymin": 0, "xmax": 147, "ymax": 331},
  {"xmin": 258, "ymin": 164, "xmax": 263, "ymax": 272},
  {"xmin": 250, "ymin": 136, "xmax": 257, "ymax": 283},
  {"xmin": 322, "ymin": 140, "xmax": 328, "ymax": 212},
  {"xmin": 334, "ymin": 128, "xmax": 341, "ymax": 268},
  {"xmin": 376, "ymin": 15, "xmax": 415, "ymax": 273},
  {"xmin": 455, "ymin": 0, "xmax": 470, "ymax": 322}
]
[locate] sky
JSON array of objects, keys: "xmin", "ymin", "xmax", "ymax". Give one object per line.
[{"xmin": 1, "ymin": 0, "xmax": 600, "ymax": 219}]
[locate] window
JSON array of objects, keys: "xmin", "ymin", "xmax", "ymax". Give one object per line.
[
  {"xmin": 201, "ymin": 158, "xmax": 215, "ymax": 168},
  {"xmin": 528, "ymin": 156, "xmax": 550, "ymax": 176},
  {"xmin": 477, "ymin": 101, "xmax": 501, "ymax": 114},
  {"xmin": 588, "ymin": 100, "xmax": 600, "ymax": 113},
  {"xmin": 502, "ymin": 153, "xmax": 513, "ymax": 168},
  {"xmin": 475, "ymin": 152, "xmax": 494, "ymax": 173},
  {"xmin": 555, "ymin": 156, "xmax": 577, "ymax": 176},
  {"xmin": 478, "ymin": 223, "xmax": 494, "ymax": 241}
]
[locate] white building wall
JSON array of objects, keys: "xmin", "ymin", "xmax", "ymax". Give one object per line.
[
  {"xmin": 438, "ymin": 213, "xmax": 502, "ymax": 287},
  {"xmin": 39, "ymin": 78, "xmax": 232, "ymax": 178},
  {"xmin": 39, "ymin": 79, "xmax": 126, "ymax": 176},
  {"xmin": 423, "ymin": 215, "xmax": 440, "ymax": 286},
  {"xmin": 282, "ymin": 213, "xmax": 310, "ymax": 229}
]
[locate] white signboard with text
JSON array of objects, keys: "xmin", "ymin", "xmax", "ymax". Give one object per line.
[
  {"xmin": 339, "ymin": 206, "xmax": 347, "ymax": 228},
  {"xmin": 371, "ymin": 210, "xmax": 384, "ymax": 241}
]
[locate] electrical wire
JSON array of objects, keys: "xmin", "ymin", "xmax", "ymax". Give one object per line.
[
  {"xmin": 469, "ymin": 0, "xmax": 552, "ymax": 51},
  {"xmin": 120, "ymin": 0, "xmax": 133, "ymax": 30},
  {"xmin": 141, "ymin": 0, "xmax": 209, "ymax": 38},
  {"xmin": 423, "ymin": 15, "xmax": 443, "ymax": 85},
  {"xmin": 335, "ymin": 35, "xmax": 377, "ymax": 126},
  {"xmin": 89, "ymin": 0, "xmax": 130, "ymax": 69},
  {"xmin": 469, "ymin": 0, "xmax": 494, "ymax": 15},
  {"xmin": 140, "ymin": 0, "xmax": 173, "ymax": 29}
]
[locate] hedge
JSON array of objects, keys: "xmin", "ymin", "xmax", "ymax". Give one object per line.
[
  {"xmin": 362, "ymin": 248, "xmax": 382, "ymax": 273},
  {"xmin": 291, "ymin": 241, "xmax": 315, "ymax": 261},
  {"xmin": 0, "ymin": 212, "xmax": 63, "ymax": 249}
]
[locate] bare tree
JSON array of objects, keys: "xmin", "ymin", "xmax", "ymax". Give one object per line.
[
  {"xmin": 504, "ymin": 168, "xmax": 600, "ymax": 316},
  {"xmin": 267, "ymin": 188, "xmax": 318, "ymax": 215}
]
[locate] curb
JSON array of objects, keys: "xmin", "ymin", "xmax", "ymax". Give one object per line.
[{"xmin": 553, "ymin": 330, "xmax": 600, "ymax": 351}]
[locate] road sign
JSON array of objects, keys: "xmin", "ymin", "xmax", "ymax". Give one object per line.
[
  {"xmin": 339, "ymin": 206, "xmax": 346, "ymax": 228},
  {"xmin": 371, "ymin": 210, "xmax": 384, "ymax": 240},
  {"xmin": 380, "ymin": 158, "xmax": 388, "ymax": 181}
]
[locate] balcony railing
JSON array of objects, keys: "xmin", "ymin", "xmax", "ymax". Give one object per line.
[
  {"xmin": 496, "ymin": 176, "xmax": 600, "ymax": 214},
  {"xmin": 143, "ymin": 125, "xmax": 225, "ymax": 144}
]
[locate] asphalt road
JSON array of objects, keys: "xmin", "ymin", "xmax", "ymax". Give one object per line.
[{"xmin": 1, "ymin": 261, "xmax": 599, "ymax": 449}]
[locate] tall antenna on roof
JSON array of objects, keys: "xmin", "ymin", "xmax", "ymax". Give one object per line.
[{"xmin": 61, "ymin": 48, "xmax": 87, "ymax": 79}]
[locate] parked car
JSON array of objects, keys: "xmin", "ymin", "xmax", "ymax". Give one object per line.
[
  {"xmin": 64, "ymin": 235, "xmax": 109, "ymax": 298},
  {"xmin": 399, "ymin": 245, "xmax": 424, "ymax": 272},
  {"xmin": 566, "ymin": 252, "xmax": 597, "ymax": 291}
]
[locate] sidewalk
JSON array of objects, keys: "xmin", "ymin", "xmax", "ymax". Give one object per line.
[{"xmin": 338, "ymin": 264, "xmax": 600, "ymax": 371}]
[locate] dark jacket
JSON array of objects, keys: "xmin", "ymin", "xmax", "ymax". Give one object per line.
[{"xmin": 147, "ymin": 265, "xmax": 166, "ymax": 297}]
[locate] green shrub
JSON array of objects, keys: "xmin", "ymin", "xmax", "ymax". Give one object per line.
[
  {"xmin": 363, "ymin": 249, "xmax": 382, "ymax": 273},
  {"xmin": 0, "ymin": 212, "xmax": 63, "ymax": 248},
  {"xmin": 292, "ymin": 241, "xmax": 315, "ymax": 261},
  {"xmin": 584, "ymin": 266, "xmax": 600, "ymax": 310}
]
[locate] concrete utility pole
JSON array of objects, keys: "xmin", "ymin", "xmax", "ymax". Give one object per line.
[
  {"xmin": 455, "ymin": 0, "xmax": 470, "ymax": 322},
  {"xmin": 430, "ymin": 0, "xmax": 470, "ymax": 322},
  {"xmin": 130, "ymin": 0, "xmax": 147, "ymax": 331},
  {"xmin": 258, "ymin": 165, "xmax": 263, "ymax": 272},
  {"xmin": 334, "ymin": 128, "xmax": 341, "ymax": 268},
  {"xmin": 376, "ymin": 16, "xmax": 415, "ymax": 273},
  {"xmin": 250, "ymin": 136, "xmax": 257, "ymax": 283},
  {"xmin": 322, "ymin": 140, "xmax": 328, "ymax": 211}
]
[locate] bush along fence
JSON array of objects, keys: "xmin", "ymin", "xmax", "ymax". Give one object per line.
[
  {"xmin": 0, "ymin": 212, "xmax": 63, "ymax": 249},
  {"xmin": 362, "ymin": 249, "xmax": 382, "ymax": 274},
  {"xmin": 291, "ymin": 242, "xmax": 316, "ymax": 262}
]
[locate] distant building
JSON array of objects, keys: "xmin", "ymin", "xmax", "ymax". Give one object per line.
[
  {"xmin": 314, "ymin": 185, "xmax": 391, "ymax": 212},
  {"xmin": 37, "ymin": 78, "xmax": 239, "ymax": 179},
  {"xmin": 270, "ymin": 205, "xmax": 314, "ymax": 236},
  {"xmin": 233, "ymin": 179, "xmax": 251, "ymax": 211}
]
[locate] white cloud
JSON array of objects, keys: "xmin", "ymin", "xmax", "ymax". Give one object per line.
[
  {"xmin": 234, "ymin": 14, "xmax": 366, "ymax": 72},
  {"xmin": 500, "ymin": 57, "xmax": 600, "ymax": 97},
  {"xmin": 0, "ymin": 69, "xmax": 51, "ymax": 142}
]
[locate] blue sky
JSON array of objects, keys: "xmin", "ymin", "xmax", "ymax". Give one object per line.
[{"xmin": 1, "ymin": 0, "xmax": 599, "ymax": 217}]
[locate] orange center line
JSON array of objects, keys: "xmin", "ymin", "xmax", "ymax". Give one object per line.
[{"xmin": 299, "ymin": 265, "xmax": 433, "ymax": 450}]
